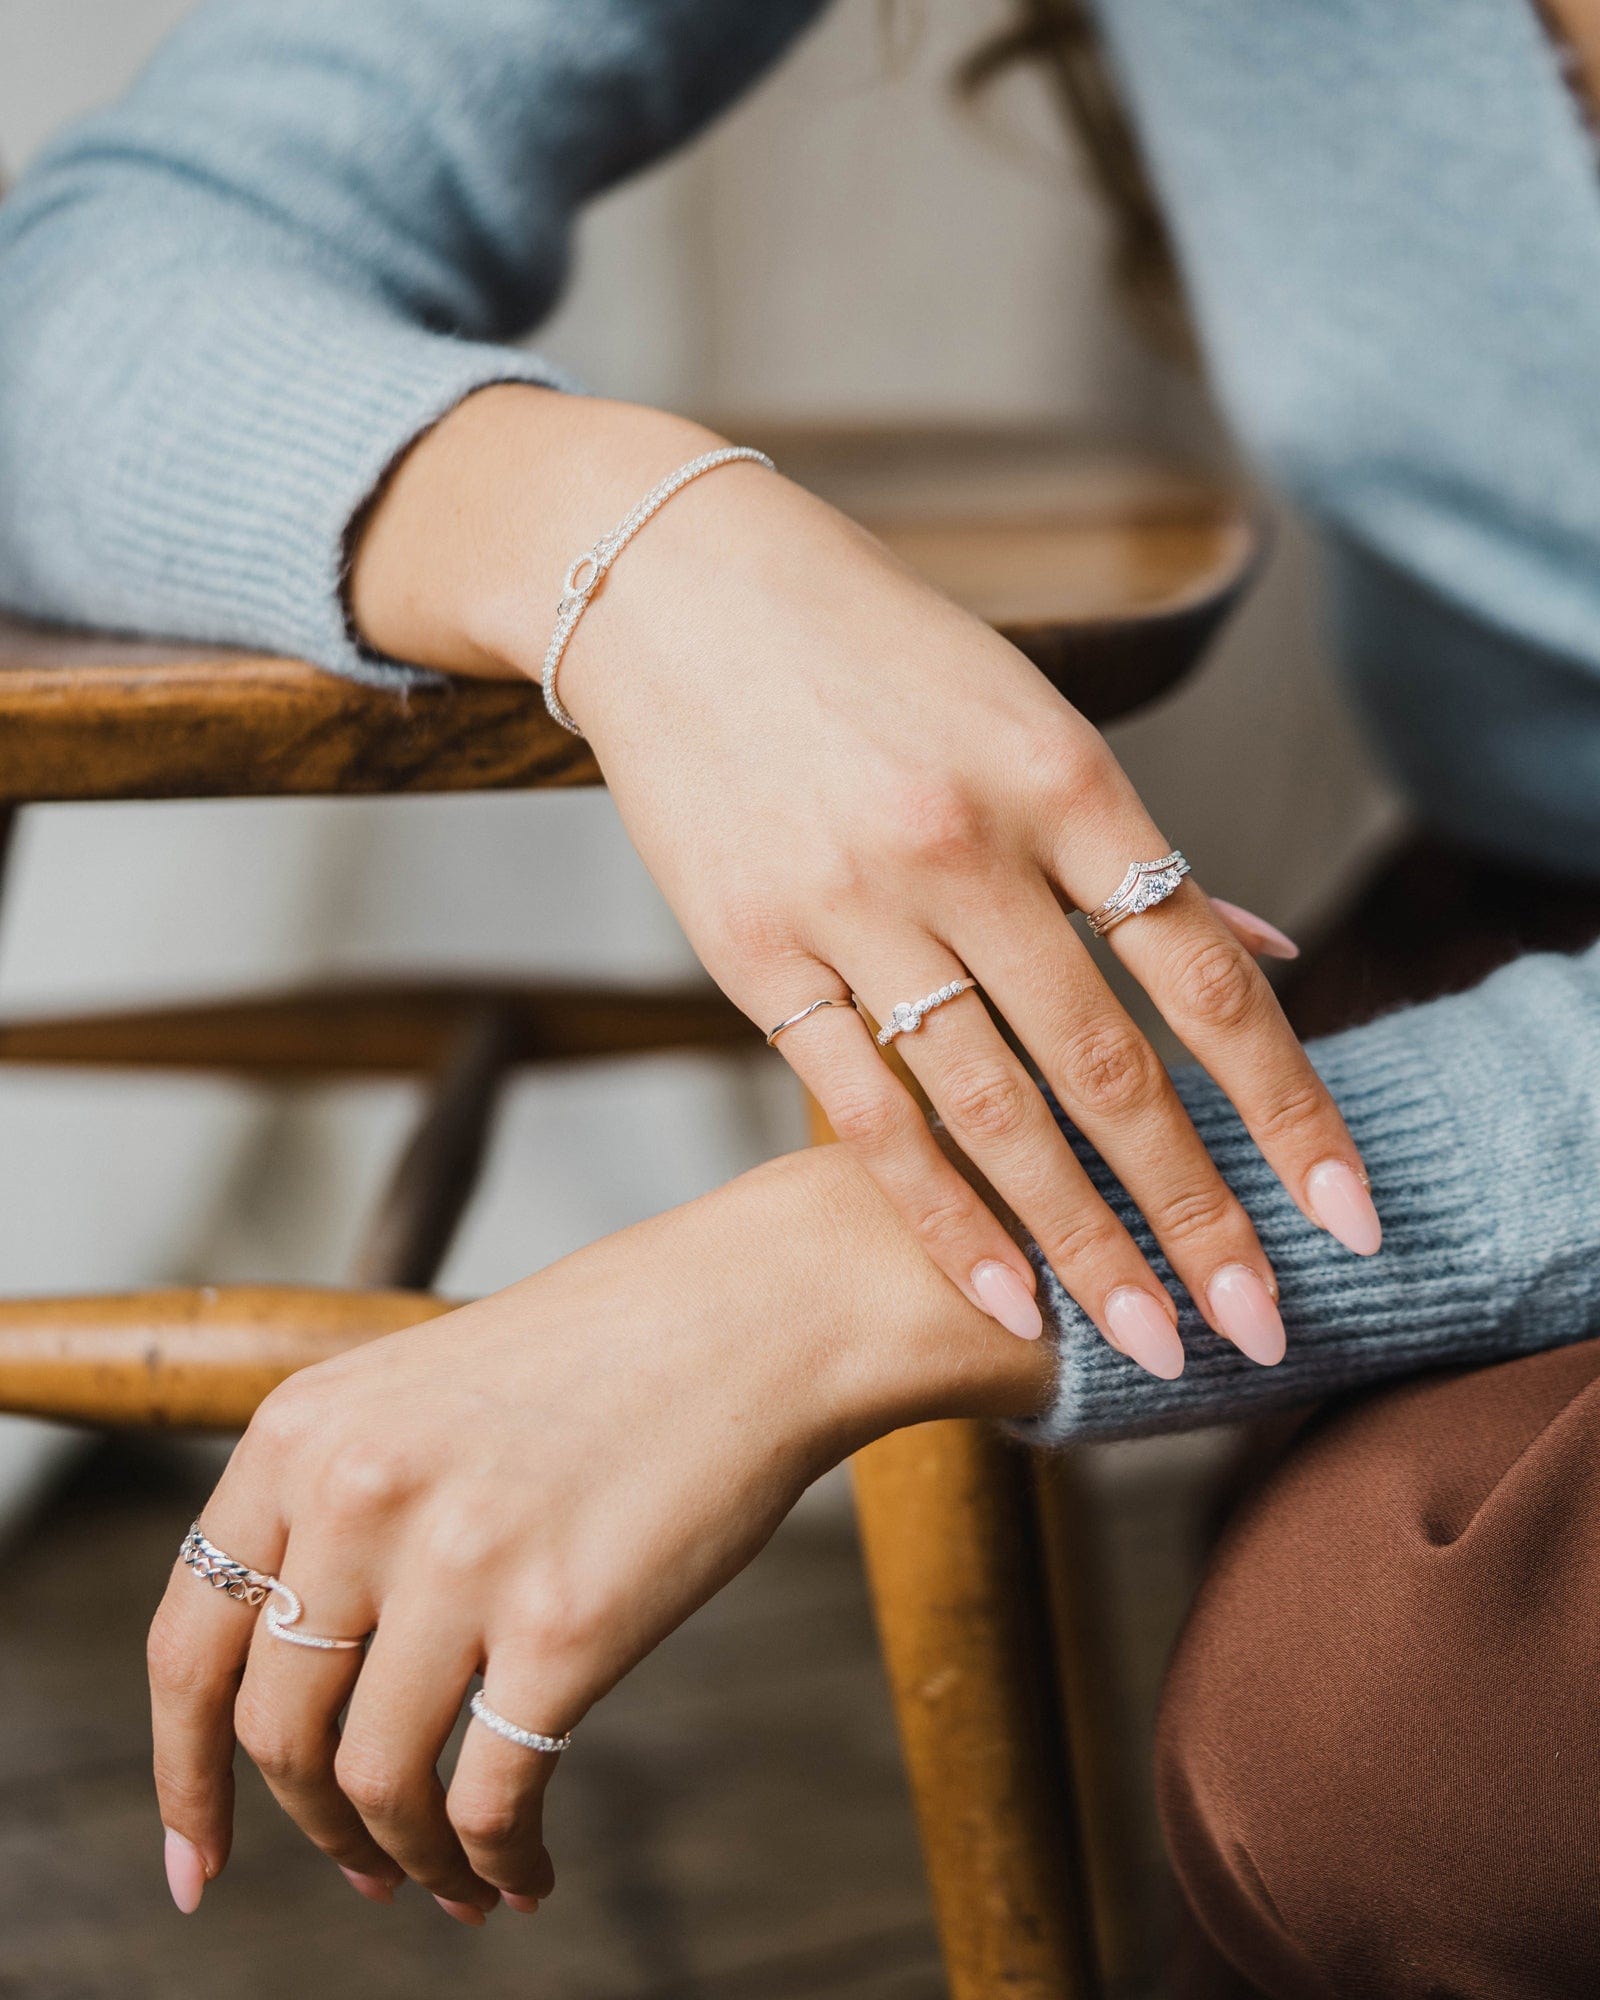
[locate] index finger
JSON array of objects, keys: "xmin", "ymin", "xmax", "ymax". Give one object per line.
[{"xmin": 147, "ymin": 1498, "xmax": 287, "ymax": 1911}]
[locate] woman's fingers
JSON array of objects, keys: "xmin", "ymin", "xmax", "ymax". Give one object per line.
[
  {"xmin": 760, "ymin": 972, "xmax": 1044, "ymax": 1341},
  {"xmin": 446, "ymin": 1673, "xmax": 571, "ymax": 1909},
  {"xmin": 958, "ymin": 882, "xmax": 1284, "ymax": 1365},
  {"xmin": 336, "ymin": 1608, "xmax": 498, "ymax": 1923},
  {"xmin": 231, "ymin": 1542, "xmax": 398, "ymax": 1901},
  {"xmin": 1048, "ymin": 774, "xmax": 1377, "ymax": 1255},
  {"xmin": 146, "ymin": 1492, "xmax": 288, "ymax": 1910},
  {"xmin": 848, "ymin": 941, "xmax": 1184, "ymax": 1376}
]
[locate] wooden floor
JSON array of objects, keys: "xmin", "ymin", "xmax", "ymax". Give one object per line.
[{"xmin": 0, "ymin": 1440, "xmax": 944, "ymax": 2000}]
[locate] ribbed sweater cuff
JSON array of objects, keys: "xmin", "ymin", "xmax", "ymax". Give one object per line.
[{"xmin": 1014, "ymin": 950, "xmax": 1600, "ymax": 1443}]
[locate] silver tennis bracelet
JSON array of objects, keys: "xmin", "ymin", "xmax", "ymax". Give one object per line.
[{"xmin": 540, "ymin": 445, "xmax": 775, "ymax": 736}]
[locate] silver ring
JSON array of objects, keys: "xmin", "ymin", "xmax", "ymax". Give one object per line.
[
  {"xmin": 469, "ymin": 1688, "xmax": 573, "ymax": 1755},
  {"xmin": 1085, "ymin": 851, "xmax": 1191, "ymax": 938},
  {"xmin": 875, "ymin": 977, "xmax": 979, "ymax": 1047},
  {"xmin": 765, "ymin": 995, "xmax": 858, "ymax": 1047},
  {"xmin": 179, "ymin": 1522, "xmax": 367, "ymax": 1652}
]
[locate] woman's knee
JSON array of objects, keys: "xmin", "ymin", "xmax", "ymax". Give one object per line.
[{"xmin": 1156, "ymin": 1339, "xmax": 1600, "ymax": 2000}]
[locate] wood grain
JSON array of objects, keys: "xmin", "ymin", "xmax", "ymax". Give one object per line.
[
  {"xmin": 0, "ymin": 429, "xmax": 1255, "ymax": 803},
  {"xmin": 0, "ymin": 1286, "xmax": 452, "ymax": 1429}
]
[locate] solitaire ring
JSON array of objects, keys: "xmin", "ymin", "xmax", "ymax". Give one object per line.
[
  {"xmin": 875, "ymin": 978, "xmax": 979, "ymax": 1047},
  {"xmin": 1085, "ymin": 851, "xmax": 1191, "ymax": 938}
]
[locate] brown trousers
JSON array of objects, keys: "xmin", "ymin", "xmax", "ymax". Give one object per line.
[{"xmin": 1157, "ymin": 1338, "xmax": 1600, "ymax": 1999}]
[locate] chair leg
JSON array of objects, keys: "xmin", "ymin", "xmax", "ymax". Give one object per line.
[{"xmin": 811, "ymin": 1097, "xmax": 1099, "ymax": 1999}]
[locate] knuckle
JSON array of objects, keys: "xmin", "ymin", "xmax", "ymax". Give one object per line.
[
  {"xmin": 904, "ymin": 1181, "xmax": 983, "ymax": 1253},
  {"xmin": 1152, "ymin": 1180, "xmax": 1240, "ymax": 1248},
  {"xmin": 313, "ymin": 1441, "xmax": 412, "ymax": 1525},
  {"xmin": 334, "ymin": 1746, "xmax": 410, "ymax": 1825},
  {"xmin": 236, "ymin": 1702, "xmax": 313, "ymax": 1787},
  {"xmin": 715, "ymin": 893, "xmax": 800, "ymax": 967},
  {"xmin": 828, "ymin": 1079, "xmax": 913, "ymax": 1155},
  {"xmin": 886, "ymin": 778, "xmax": 986, "ymax": 871},
  {"xmin": 1176, "ymin": 938, "xmax": 1262, "ymax": 1032},
  {"xmin": 1038, "ymin": 1207, "xmax": 1129, "ymax": 1280},
  {"xmin": 449, "ymin": 1788, "xmax": 527, "ymax": 1855},
  {"xmin": 1060, "ymin": 1021, "xmax": 1161, "ymax": 1118},
  {"xmin": 248, "ymin": 1373, "xmax": 321, "ymax": 1455},
  {"xmin": 942, "ymin": 1061, "xmax": 1034, "ymax": 1147},
  {"xmin": 419, "ymin": 1496, "xmax": 504, "ymax": 1580},
  {"xmin": 151, "ymin": 1760, "xmax": 217, "ymax": 1828},
  {"xmin": 147, "ymin": 1620, "xmax": 215, "ymax": 1704},
  {"xmin": 1027, "ymin": 728, "xmax": 1114, "ymax": 814},
  {"xmin": 1254, "ymin": 1073, "xmax": 1333, "ymax": 1150}
]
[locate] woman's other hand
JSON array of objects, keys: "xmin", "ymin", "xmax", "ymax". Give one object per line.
[
  {"xmin": 146, "ymin": 1149, "xmax": 1052, "ymax": 1919},
  {"xmin": 351, "ymin": 389, "xmax": 1379, "ymax": 1374}
]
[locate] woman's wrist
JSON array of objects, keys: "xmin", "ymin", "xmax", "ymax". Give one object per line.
[{"xmin": 346, "ymin": 384, "xmax": 729, "ymax": 682}]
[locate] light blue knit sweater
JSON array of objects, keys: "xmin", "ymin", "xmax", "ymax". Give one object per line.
[{"xmin": 1, "ymin": 0, "xmax": 1598, "ymax": 1440}]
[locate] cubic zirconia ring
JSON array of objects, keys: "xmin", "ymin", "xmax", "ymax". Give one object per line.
[
  {"xmin": 875, "ymin": 978, "xmax": 978, "ymax": 1047},
  {"xmin": 765, "ymin": 995, "xmax": 859, "ymax": 1047},
  {"xmin": 1085, "ymin": 851, "xmax": 1191, "ymax": 938},
  {"xmin": 469, "ymin": 1689, "xmax": 573, "ymax": 1755},
  {"xmin": 179, "ymin": 1522, "xmax": 367, "ymax": 1651}
]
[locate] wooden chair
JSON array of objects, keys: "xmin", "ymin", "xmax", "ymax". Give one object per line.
[{"xmin": 0, "ymin": 424, "xmax": 1257, "ymax": 2000}]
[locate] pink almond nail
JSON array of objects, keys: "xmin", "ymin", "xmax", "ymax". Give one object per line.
[
  {"xmin": 163, "ymin": 1829, "xmax": 207, "ymax": 1915},
  {"xmin": 434, "ymin": 1895, "xmax": 490, "ymax": 1927},
  {"xmin": 971, "ymin": 1260, "xmax": 1044, "ymax": 1340},
  {"xmin": 339, "ymin": 1866, "xmax": 397, "ymax": 1906},
  {"xmin": 503, "ymin": 1893, "xmax": 542, "ymax": 1915},
  {"xmin": 1307, "ymin": 1160, "xmax": 1383, "ymax": 1256},
  {"xmin": 1206, "ymin": 1264, "xmax": 1286, "ymax": 1366},
  {"xmin": 1104, "ymin": 1288, "xmax": 1185, "ymax": 1379},
  {"xmin": 1210, "ymin": 896, "xmax": 1300, "ymax": 961}
]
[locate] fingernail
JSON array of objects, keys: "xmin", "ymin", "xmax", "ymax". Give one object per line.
[
  {"xmin": 1307, "ymin": 1159, "xmax": 1383, "ymax": 1256},
  {"xmin": 503, "ymin": 1893, "xmax": 541, "ymax": 1915},
  {"xmin": 971, "ymin": 1260, "xmax": 1044, "ymax": 1340},
  {"xmin": 163, "ymin": 1829, "xmax": 208, "ymax": 1915},
  {"xmin": 340, "ymin": 1866, "xmax": 397, "ymax": 1906},
  {"xmin": 1210, "ymin": 896, "xmax": 1300, "ymax": 961},
  {"xmin": 434, "ymin": 1895, "xmax": 491, "ymax": 1927},
  {"xmin": 1206, "ymin": 1264, "xmax": 1286, "ymax": 1366},
  {"xmin": 1104, "ymin": 1287, "xmax": 1185, "ymax": 1379}
]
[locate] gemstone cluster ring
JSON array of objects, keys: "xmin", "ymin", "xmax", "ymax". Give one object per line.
[
  {"xmin": 875, "ymin": 977, "xmax": 979, "ymax": 1047},
  {"xmin": 1085, "ymin": 850, "xmax": 1191, "ymax": 938}
]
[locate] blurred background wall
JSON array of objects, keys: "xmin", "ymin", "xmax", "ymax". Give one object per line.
[{"xmin": 0, "ymin": 0, "xmax": 1400, "ymax": 1518}]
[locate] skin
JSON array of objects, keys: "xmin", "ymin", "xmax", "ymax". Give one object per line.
[
  {"xmin": 350, "ymin": 385, "xmax": 1376, "ymax": 1367},
  {"xmin": 149, "ymin": 1144, "xmax": 1054, "ymax": 1919}
]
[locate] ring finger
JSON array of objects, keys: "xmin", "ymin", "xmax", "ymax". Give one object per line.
[{"xmin": 848, "ymin": 934, "xmax": 1185, "ymax": 1377}]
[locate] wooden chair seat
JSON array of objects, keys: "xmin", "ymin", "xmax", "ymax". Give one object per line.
[
  {"xmin": 0, "ymin": 423, "xmax": 1260, "ymax": 2000},
  {"xmin": 0, "ymin": 427, "xmax": 1254, "ymax": 802}
]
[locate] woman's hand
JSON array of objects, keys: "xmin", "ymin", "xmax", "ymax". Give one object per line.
[
  {"xmin": 147, "ymin": 1148, "xmax": 1051, "ymax": 1919},
  {"xmin": 351, "ymin": 388, "xmax": 1380, "ymax": 1374}
]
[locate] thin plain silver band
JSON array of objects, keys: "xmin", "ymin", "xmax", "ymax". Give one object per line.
[
  {"xmin": 469, "ymin": 1688, "xmax": 573, "ymax": 1755},
  {"xmin": 765, "ymin": 995, "xmax": 858, "ymax": 1047},
  {"xmin": 541, "ymin": 446, "xmax": 776, "ymax": 737}
]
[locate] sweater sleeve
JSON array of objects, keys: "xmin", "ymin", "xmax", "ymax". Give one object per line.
[
  {"xmin": 1018, "ymin": 938, "xmax": 1600, "ymax": 1442},
  {"xmin": 0, "ymin": 0, "xmax": 827, "ymax": 682}
]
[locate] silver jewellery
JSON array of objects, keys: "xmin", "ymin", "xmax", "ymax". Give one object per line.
[
  {"xmin": 541, "ymin": 445, "xmax": 776, "ymax": 737},
  {"xmin": 875, "ymin": 978, "xmax": 979, "ymax": 1048},
  {"xmin": 469, "ymin": 1688, "xmax": 573, "ymax": 1755},
  {"xmin": 179, "ymin": 1522, "xmax": 366, "ymax": 1652},
  {"xmin": 765, "ymin": 995, "xmax": 858, "ymax": 1047},
  {"xmin": 1084, "ymin": 850, "xmax": 1191, "ymax": 938}
]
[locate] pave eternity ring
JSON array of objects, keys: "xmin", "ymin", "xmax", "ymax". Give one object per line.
[
  {"xmin": 179, "ymin": 1522, "xmax": 367, "ymax": 1652},
  {"xmin": 875, "ymin": 978, "xmax": 979, "ymax": 1048},
  {"xmin": 1084, "ymin": 851, "xmax": 1192, "ymax": 938},
  {"xmin": 469, "ymin": 1689, "xmax": 573, "ymax": 1755},
  {"xmin": 765, "ymin": 995, "xmax": 859, "ymax": 1047}
]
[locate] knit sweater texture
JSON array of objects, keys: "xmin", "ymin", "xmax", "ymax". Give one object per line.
[{"xmin": 2, "ymin": 0, "xmax": 1599, "ymax": 1438}]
